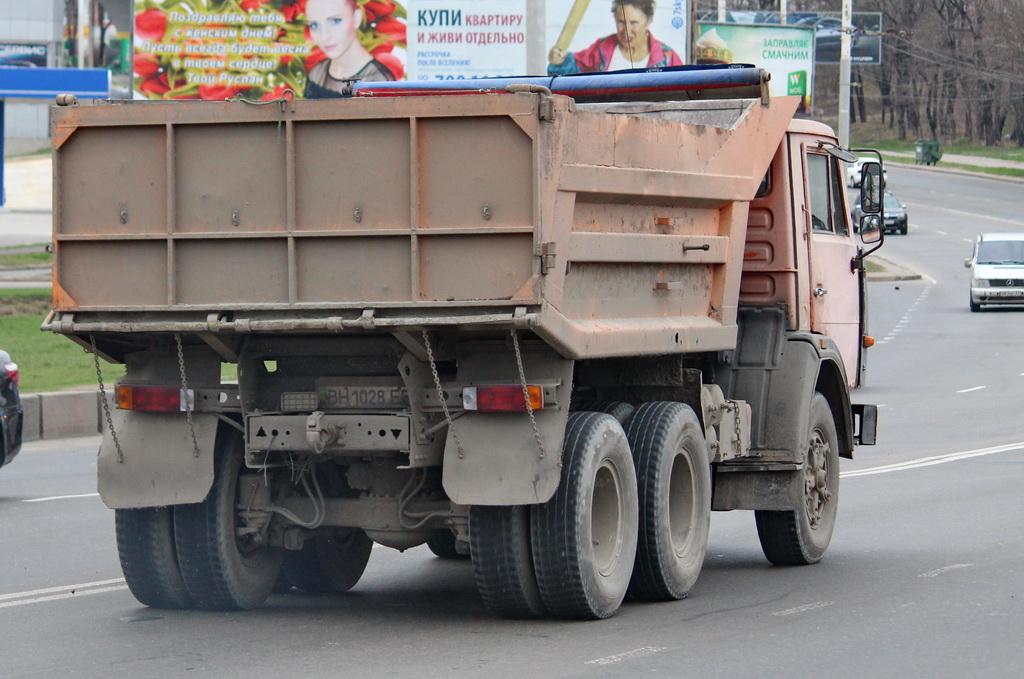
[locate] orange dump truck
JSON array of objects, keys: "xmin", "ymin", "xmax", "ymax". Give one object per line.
[{"xmin": 44, "ymin": 66, "xmax": 884, "ymax": 620}]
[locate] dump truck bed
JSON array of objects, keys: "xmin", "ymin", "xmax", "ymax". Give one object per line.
[{"xmin": 49, "ymin": 91, "xmax": 798, "ymax": 359}]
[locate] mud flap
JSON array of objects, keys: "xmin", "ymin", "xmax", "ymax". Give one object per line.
[
  {"xmin": 98, "ymin": 409, "xmax": 217, "ymax": 509},
  {"xmin": 442, "ymin": 343, "xmax": 573, "ymax": 506}
]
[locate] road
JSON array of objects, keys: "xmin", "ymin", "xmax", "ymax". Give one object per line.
[{"xmin": 1, "ymin": 166, "xmax": 1023, "ymax": 678}]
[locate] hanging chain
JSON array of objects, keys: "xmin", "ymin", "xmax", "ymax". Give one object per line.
[
  {"xmin": 175, "ymin": 334, "xmax": 202, "ymax": 459},
  {"xmin": 421, "ymin": 330, "xmax": 466, "ymax": 459},
  {"xmin": 511, "ymin": 330, "xmax": 547, "ymax": 459},
  {"xmin": 91, "ymin": 336, "xmax": 124, "ymax": 464}
]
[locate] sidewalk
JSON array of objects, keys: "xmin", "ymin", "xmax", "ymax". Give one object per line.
[
  {"xmin": 883, "ymin": 149, "xmax": 1024, "ymax": 178},
  {"xmin": 1, "ymin": 154, "xmax": 52, "ymax": 249}
]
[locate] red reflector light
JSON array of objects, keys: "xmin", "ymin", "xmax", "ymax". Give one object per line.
[
  {"xmin": 118, "ymin": 385, "xmax": 192, "ymax": 412},
  {"xmin": 463, "ymin": 385, "xmax": 544, "ymax": 412},
  {"xmin": 3, "ymin": 361, "xmax": 18, "ymax": 388}
]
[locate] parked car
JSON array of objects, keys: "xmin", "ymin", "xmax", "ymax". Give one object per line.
[
  {"xmin": 852, "ymin": 190, "xmax": 907, "ymax": 235},
  {"xmin": 846, "ymin": 156, "xmax": 888, "ymax": 188},
  {"xmin": 1, "ymin": 349, "xmax": 24, "ymax": 469},
  {"xmin": 965, "ymin": 233, "xmax": 1024, "ymax": 312}
]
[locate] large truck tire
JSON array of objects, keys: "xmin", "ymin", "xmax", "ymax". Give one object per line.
[
  {"xmin": 282, "ymin": 530, "xmax": 373, "ymax": 593},
  {"xmin": 427, "ymin": 529, "xmax": 469, "ymax": 559},
  {"xmin": 755, "ymin": 393, "xmax": 839, "ymax": 565},
  {"xmin": 574, "ymin": 401, "xmax": 635, "ymax": 425},
  {"xmin": 115, "ymin": 507, "xmax": 194, "ymax": 609},
  {"xmin": 624, "ymin": 402, "xmax": 711, "ymax": 601},
  {"xmin": 531, "ymin": 412, "xmax": 638, "ymax": 620},
  {"xmin": 470, "ymin": 505, "xmax": 546, "ymax": 618},
  {"xmin": 173, "ymin": 430, "xmax": 283, "ymax": 610}
]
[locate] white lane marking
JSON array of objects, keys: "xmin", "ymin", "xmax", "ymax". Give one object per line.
[
  {"xmin": 772, "ymin": 601, "xmax": 833, "ymax": 617},
  {"xmin": 920, "ymin": 564, "xmax": 973, "ymax": 579},
  {"xmin": 963, "ymin": 238, "xmax": 974, "ymax": 243},
  {"xmin": 842, "ymin": 441, "xmax": 1024, "ymax": 478},
  {"xmin": 0, "ymin": 578, "xmax": 128, "ymax": 609},
  {"xmin": 586, "ymin": 647, "xmax": 666, "ymax": 666},
  {"xmin": 875, "ymin": 284, "xmax": 931, "ymax": 345},
  {"xmin": 22, "ymin": 492, "xmax": 100, "ymax": 503},
  {"xmin": 916, "ymin": 206, "xmax": 1024, "ymax": 228},
  {"xmin": 956, "ymin": 386, "xmax": 986, "ymax": 394},
  {"xmin": 935, "ymin": 230, "xmax": 948, "ymax": 235}
]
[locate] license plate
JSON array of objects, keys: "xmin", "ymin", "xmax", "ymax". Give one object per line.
[
  {"xmin": 315, "ymin": 379, "xmax": 409, "ymax": 409},
  {"xmin": 993, "ymin": 290, "xmax": 1024, "ymax": 298}
]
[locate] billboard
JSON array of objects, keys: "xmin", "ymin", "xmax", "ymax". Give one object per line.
[
  {"xmin": 695, "ymin": 10, "xmax": 882, "ymax": 65},
  {"xmin": 0, "ymin": 43, "xmax": 48, "ymax": 69},
  {"xmin": 133, "ymin": 1, "xmax": 694, "ymax": 99},
  {"xmin": 544, "ymin": 0, "xmax": 689, "ymax": 75},
  {"xmin": 695, "ymin": 22, "xmax": 814, "ymax": 113},
  {"xmin": 133, "ymin": 0, "xmax": 408, "ymax": 100}
]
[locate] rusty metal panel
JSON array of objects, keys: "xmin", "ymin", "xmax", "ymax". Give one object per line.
[
  {"xmin": 418, "ymin": 116, "xmax": 533, "ymax": 229},
  {"xmin": 56, "ymin": 125, "xmax": 167, "ymax": 235},
  {"xmin": 294, "ymin": 119, "xmax": 411, "ymax": 231},
  {"xmin": 296, "ymin": 236, "xmax": 412, "ymax": 303},
  {"xmin": 419, "ymin": 233, "xmax": 534, "ymax": 301},
  {"xmin": 176, "ymin": 239, "xmax": 288, "ymax": 304},
  {"xmin": 174, "ymin": 123, "xmax": 287, "ymax": 233},
  {"xmin": 58, "ymin": 241, "xmax": 167, "ymax": 307}
]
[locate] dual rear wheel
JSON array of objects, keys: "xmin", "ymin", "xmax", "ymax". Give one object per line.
[{"xmin": 472, "ymin": 403, "xmax": 713, "ymax": 620}]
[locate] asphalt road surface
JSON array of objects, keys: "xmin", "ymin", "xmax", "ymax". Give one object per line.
[{"xmin": 1, "ymin": 165, "xmax": 1022, "ymax": 679}]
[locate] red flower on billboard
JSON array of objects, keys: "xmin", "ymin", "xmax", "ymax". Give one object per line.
[
  {"xmin": 135, "ymin": 9, "xmax": 168, "ymax": 42},
  {"xmin": 305, "ymin": 46, "xmax": 327, "ymax": 70},
  {"xmin": 199, "ymin": 83, "xmax": 250, "ymax": 100},
  {"xmin": 134, "ymin": 55, "xmax": 160, "ymax": 78},
  {"xmin": 374, "ymin": 17, "xmax": 406, "ymax": 43},
  {"xmin": 361, "ymin": 1, "xmax": 397, "ymax": 23},
  {"xmin": 280, "ymin": 0, "xmax": 307, "ymax": 23},
  {"xmin": 240, "ymin": 0, "xmax": 273, "ymax": 10},
  {"xmin": 374, "ymin": 52, "xmax": 403, "ymax": 80}
]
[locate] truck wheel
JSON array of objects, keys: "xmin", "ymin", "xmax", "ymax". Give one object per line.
[
  {"xmin": 427, "ymin": 529, "xmax": 469, "ymax": 559},
  {"xmin": 575, "ymin": 400, "xmax": 635, "ymax": 424},
  {"xmin": 624, "ymin": 402, "xmax": 711, "ymax": 601},
  {"xmin": 115, "ymin": 507, "xmax": 194, "ymax": 609},
  {"xmin": 470, "ymin": 505, "xmax": 546, "ymax": 618},
  {"xmin": 755, "ymin": 393, "xmax": 839, "ymax": 565},
  {"xmin": 531, "ymin": 412, "xmax": 638, "ymax": 619},
  {"xmin": 174, "ymin": 431, "xmax": 283, "ymax": 610},
  {"xmin": 282, "ymin": 530, "xmax": 373, "ymax": 593}
]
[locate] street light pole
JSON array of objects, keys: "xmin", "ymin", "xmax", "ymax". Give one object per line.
[{"xmin": 838, "ymin": 0, "xmax": 852, "ymax": 147}]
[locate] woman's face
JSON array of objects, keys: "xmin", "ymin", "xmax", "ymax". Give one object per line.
[
  {"xmin": 614, "ymin": 4, "xmax": 651, "ymax": 50},
  {"xmin": 307, "ymin": 0, "xmax": 360, "ymax": 59}
]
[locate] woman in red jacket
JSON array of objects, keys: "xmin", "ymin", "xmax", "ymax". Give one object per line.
[{"xmin": 548, "ymin": 0, "xmax": 682, "ymax": 75}]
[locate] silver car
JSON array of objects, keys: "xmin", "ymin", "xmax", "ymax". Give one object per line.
[{"xmin": 965, "ymin": 233, "xmax": 1024, "ymax": 312}]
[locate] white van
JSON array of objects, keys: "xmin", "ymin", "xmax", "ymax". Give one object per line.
[{"xmin": 965, "ymin": 233, "xmax": 1024, "ymax": 312}]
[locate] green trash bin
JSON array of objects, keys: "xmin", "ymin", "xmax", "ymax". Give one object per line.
[{"xmin": 915, "ymin": 139, "xmax": 942, "ymax": 166}]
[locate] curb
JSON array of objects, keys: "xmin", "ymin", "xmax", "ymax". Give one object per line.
[{"xmin": 19, "ymin": 390, "xmax": 103, "ymax": 443}]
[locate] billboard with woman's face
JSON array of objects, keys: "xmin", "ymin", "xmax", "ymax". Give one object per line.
[
  {"xmin": 133, "ymin": 0, "xmax": 408, "ymax": 100},
  {"xmin": 132, "ymin": 1, "xmax": 693, "ymax": 99}
]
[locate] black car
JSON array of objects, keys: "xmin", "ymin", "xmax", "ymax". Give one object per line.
[
  {"xmin": 852, "ymin": 190, "xmax": 908, "ymax": 235},
  {"xmin": 1, "ymin": 349, "xmax": 24, "ymax": 468}
]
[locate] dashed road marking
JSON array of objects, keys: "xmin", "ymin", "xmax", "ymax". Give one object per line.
[
  {"xmin": 920, "ymin": 564, "xmax": 973, "ymax": 578},
  {"xmin": 772, "ymin": 601, "xmax": 833, "ymax": 617},
  {"xmin": 586, "ymin": 647, "xmax": 666, "ymax": 666},
  {"xmin": 876, "ymin": 284, "xmax": 932, "ymax": 345},
  {"xmin": 956, "ymin": 386, "xmax": 986, "ymax": 394},
  {"xmin": 22, "ymin": 493, "xmax": 100, "ymax": 503}
]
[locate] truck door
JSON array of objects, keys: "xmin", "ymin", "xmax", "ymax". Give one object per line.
[{"xmin": 799, "ymin": 141, "xmax": 861, "ymax": 386}]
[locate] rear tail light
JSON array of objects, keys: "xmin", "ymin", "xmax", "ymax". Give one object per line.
[
  {"xmin": 118, "ymin": 385, "xmax": 194, "ymax": 412},
  {"xmin": 463, "ymin": 385, "xmax": 544, "ymax": 412},
  {"xmin": 3, "ymin": 361, "xmax": 18, "ymax": 388}
]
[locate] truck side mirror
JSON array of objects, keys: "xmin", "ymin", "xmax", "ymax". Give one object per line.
[
  {"xmin": 859, "ymin": 162, "xmax": 883, "ymax": 214},
  {"xmin": 860, "ymin": 215, "xmax": 882, "ymax": 244}
]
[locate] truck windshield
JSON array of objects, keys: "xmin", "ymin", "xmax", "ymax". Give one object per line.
[{"xmin": 977, "ymin": 241, "xmax": 1024, "ymax": 265}]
